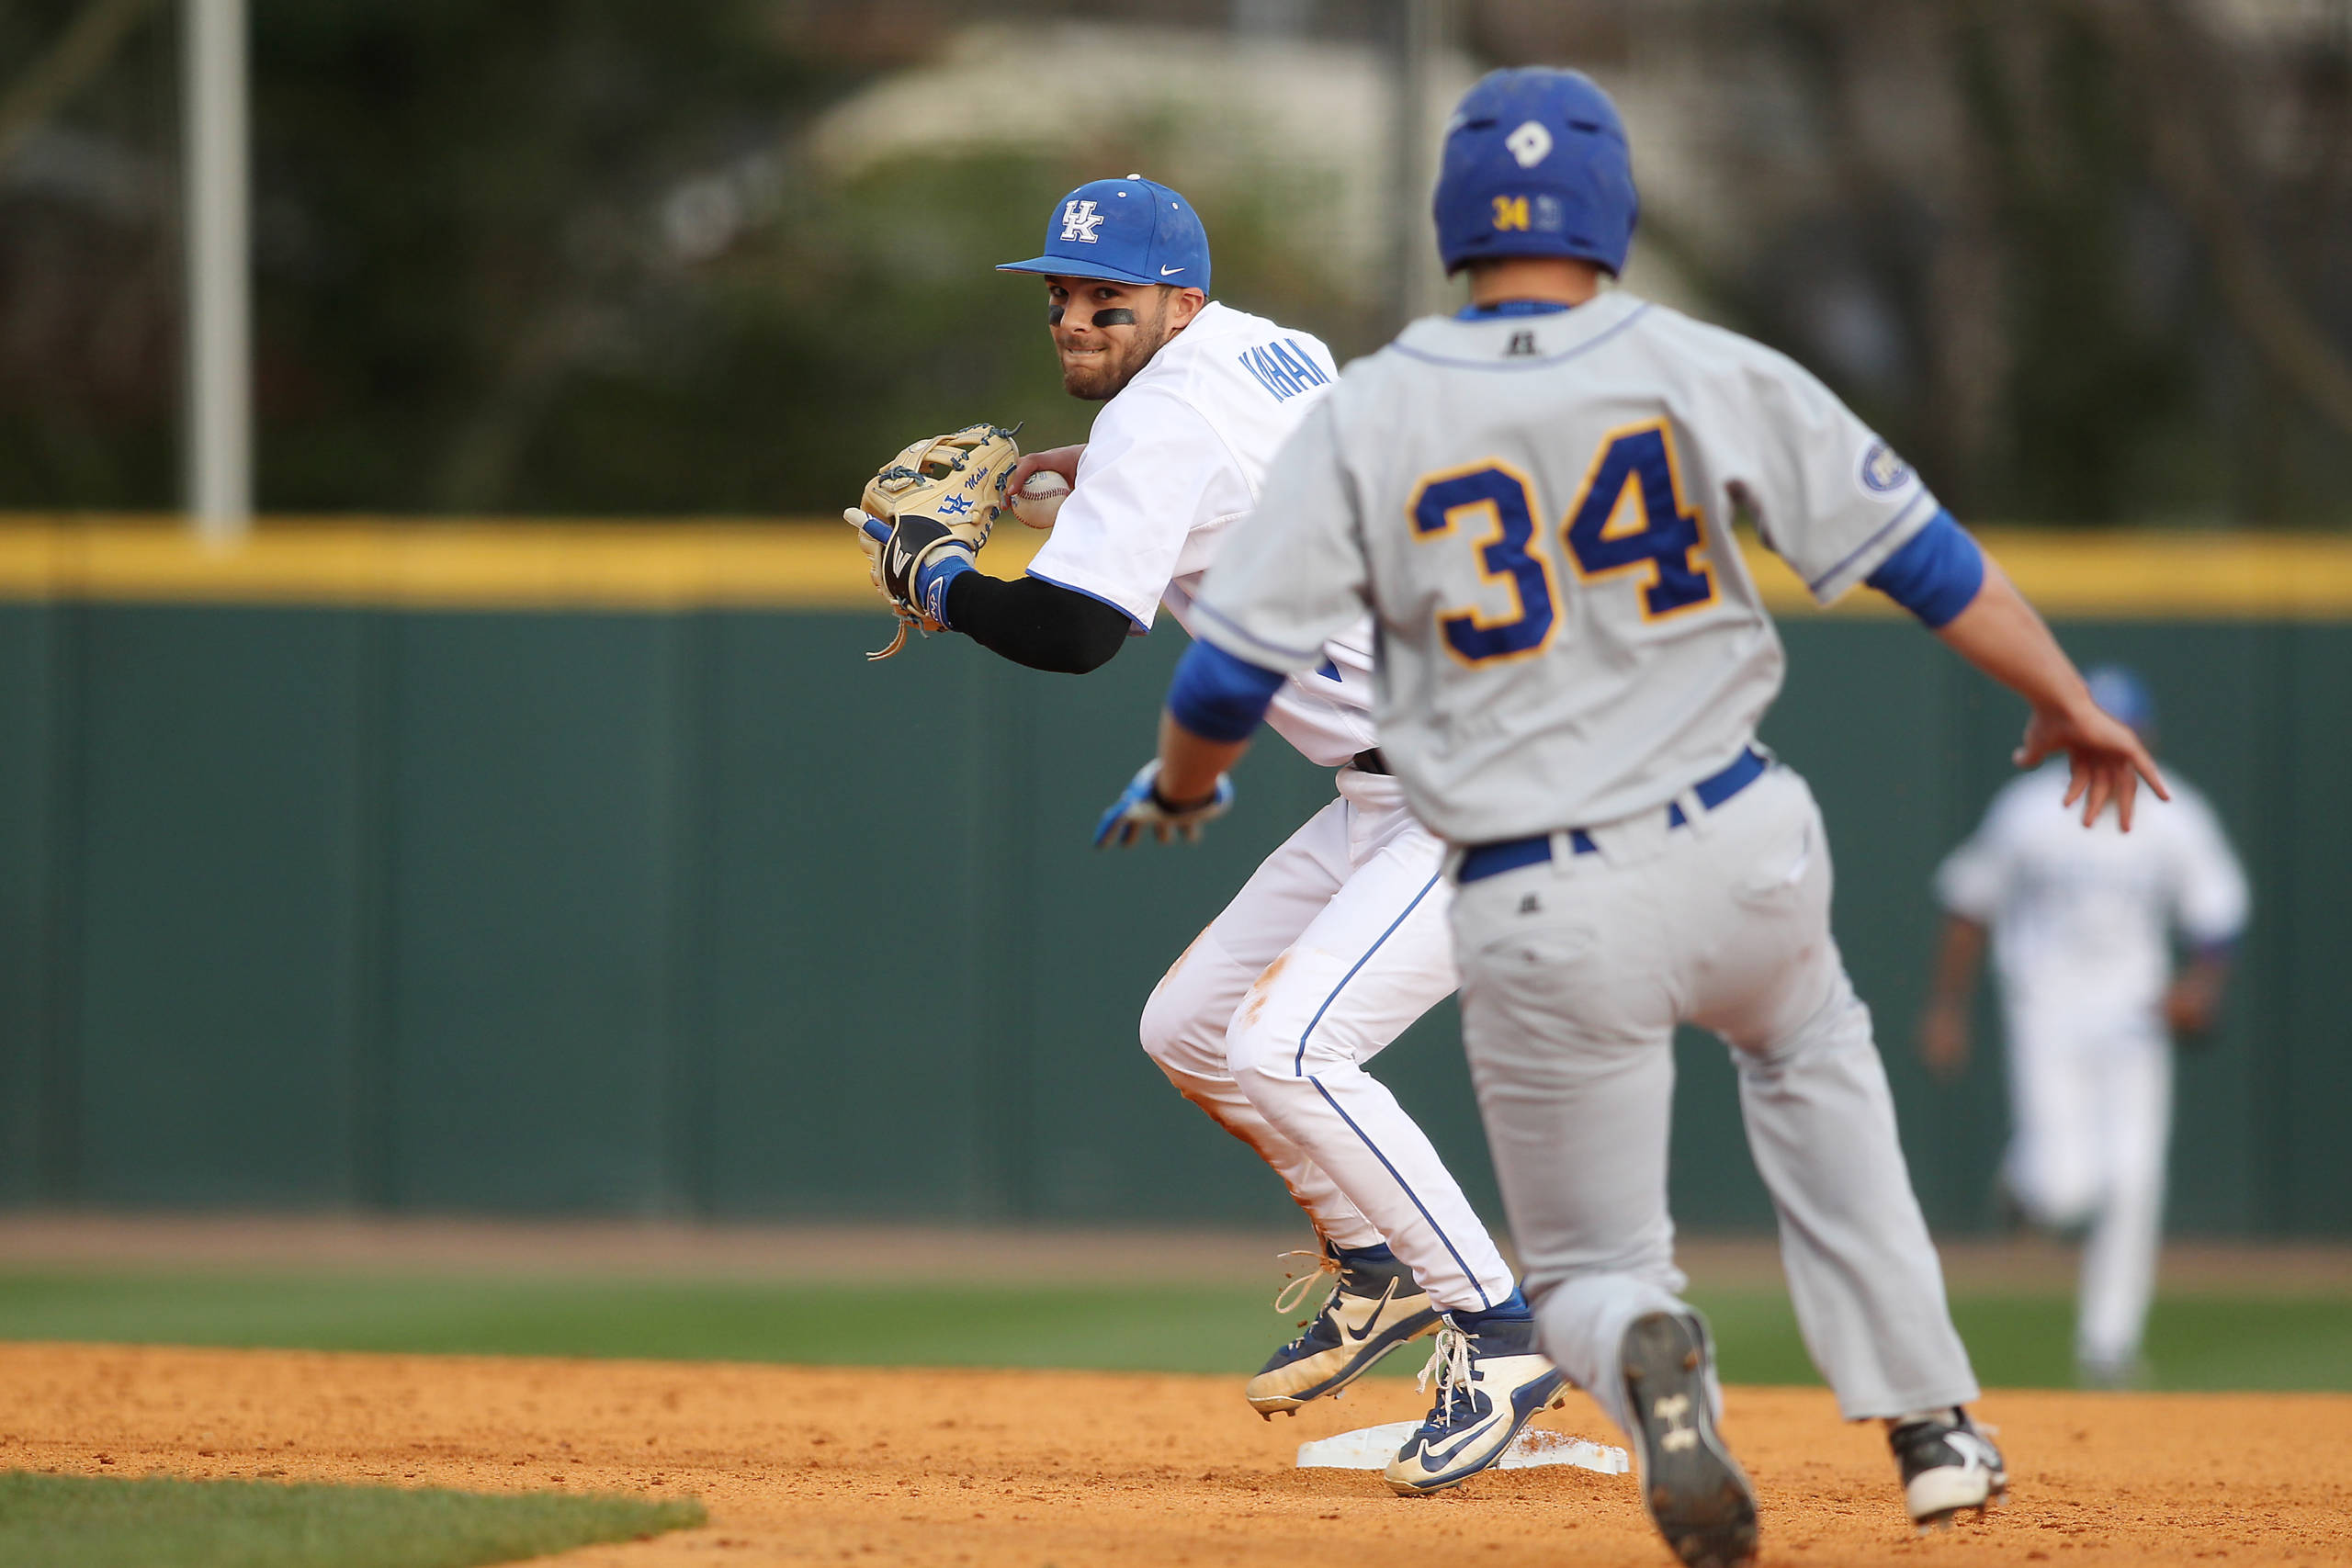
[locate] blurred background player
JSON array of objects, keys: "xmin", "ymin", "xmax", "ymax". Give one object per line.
[
  {"xmin": 854, "ymin": 175, "xmax": 1563, "ymax": 1492},
  {"xmin": 1919, "ymin": 665, "xmax": 2250, "ymax": 1386}
]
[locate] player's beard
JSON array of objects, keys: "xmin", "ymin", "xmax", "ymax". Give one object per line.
[{"xmin": 1057, "ymin": 303, "xmax": 1176, "ymax": 400}]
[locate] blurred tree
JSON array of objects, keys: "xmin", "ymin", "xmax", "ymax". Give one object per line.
[
  {"xmin": 0, "ymin": 0, "xmax": 1401, "ymax": 516},
  {"xmin": 0, "ymin": 0, "xmax": 177, "ymax": 509},
  {"xmin": 1468, "ymin": 0, "xmax": 2352, "ymax": 527},
  {"xmin": 3, "ymin": 0, "xmax": 2347, "ymax": 524},
  {"xmin": 250, "ymin": 0, "xmax": 841, "ymax": 513},
  {"xmin": 0, "ymin": 0, "xmax": 159, "ymax": 165}
]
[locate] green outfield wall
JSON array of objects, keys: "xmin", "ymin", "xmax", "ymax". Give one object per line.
[{"xmin": 0, "ymin": 524, "xmax": 2344, "ymax": 1236}]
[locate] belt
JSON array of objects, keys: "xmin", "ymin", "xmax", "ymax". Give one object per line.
[
  {"xmin": 1350, "ymin": 748, "xmax": 1389, "ymax": 775},
  {"xmin": 1456, "ymin": 748, "xmax": 1771, "ymax": 885}
]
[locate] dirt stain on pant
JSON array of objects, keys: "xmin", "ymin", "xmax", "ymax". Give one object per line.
[{"xmin": 1237, "ymin": 950, "xmax": 1294, "ymax": 1032}]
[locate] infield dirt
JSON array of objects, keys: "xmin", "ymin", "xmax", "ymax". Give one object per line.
[{"xmin": 2, "ymin": 1345, "xmax": 2346, "ymax": 1567}]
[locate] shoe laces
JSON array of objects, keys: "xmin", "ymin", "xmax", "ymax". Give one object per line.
[
  {"xmin": 1413, "ymin": 1325, "xmax": 1476, "ymax": 1419},
  {"xmin": 1271, "ymin": 1248, "xmax": 1341, "ymax": 1321}
]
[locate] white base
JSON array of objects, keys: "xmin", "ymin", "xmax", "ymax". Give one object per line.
[{"xmin": 1296, "ymin": 1419, "xmax": 1629, "ymax": 1475}]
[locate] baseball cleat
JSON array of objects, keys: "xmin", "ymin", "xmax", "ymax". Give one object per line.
[
  {"xmin": 1382, "ymin": 1313, "xmax": 1567, "ymax": 1495},
  {"xmin": 1246, "ymin": 1245, "xmax": 1440, "ymax": 1416},
  {"xmin": 1622, "ymin": 1311, "xmax": 1759, "ymax": 1568},
  {"xmin": 1890, "ymin": 1406, "xmax": 2007, "ymax": 1529}
]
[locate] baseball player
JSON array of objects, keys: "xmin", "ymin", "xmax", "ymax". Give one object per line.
[
  {"xmin": 1920, "ymin": 666, "xmax": 2248, "ymax": 1386},
  {"xmin": 1112, "ymin": 68, "xmax": 2167, "ymax": 1562},
  {"xmin": 850, "ymin": 175, "xmax": 1563, "ymax": 1493}
]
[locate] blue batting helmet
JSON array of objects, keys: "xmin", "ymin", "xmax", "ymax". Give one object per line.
[
  {"xmin": 1432, "ymin": 68, "xmax": 1638, "ymax": 276},
  {"xmin": 2084, "ymin": 665, "xmax": 2156, "ymax": 738}
]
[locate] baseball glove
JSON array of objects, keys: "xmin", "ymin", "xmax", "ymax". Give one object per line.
[{"xmin": 843, "ymin": 422, "xmax": 1022, "ymax": 660}]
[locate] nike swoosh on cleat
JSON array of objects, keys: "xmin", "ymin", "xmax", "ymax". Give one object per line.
[
  {"xmin": 1414, "ymin": 1404, "xmax": 1502, "ymax": 1471},
  {"xmin": 1338, "ymin": 1279, "xmax": 1401, "ymax": 1344}
]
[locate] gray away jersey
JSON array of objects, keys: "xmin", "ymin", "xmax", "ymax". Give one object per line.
[{"xmin": 1192, "ymin": 291, "xmax": 1941, "ymax": 844}]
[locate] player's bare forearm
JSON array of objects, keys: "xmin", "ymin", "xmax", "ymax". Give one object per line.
[
  {"xmin": 2165, "ymin": 947, "xmax": 2235, "ymax": 1037},
  {"xmin": 1917, "ymin": 916, "xmax": 1985, "ymax": 1080},
  {"xmin": 1934, "ymin": 557, "xmax": 2169, "ymax": 829},
  {"xmin": 1931, "ymin": 558, "xmax": 2075, "ymax": 705},
  {"xmin": 1926, "ymin": 916, "xmax": 1986, "ymax": 1010},
  {"xmin": 1157, "ymin": 710, "xmax": 1250, "ymax": 807}
]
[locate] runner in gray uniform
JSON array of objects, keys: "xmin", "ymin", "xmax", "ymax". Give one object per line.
[{"xmin": 1100, "ymin": 68, "xmax": 2166, "ymax": 1565}]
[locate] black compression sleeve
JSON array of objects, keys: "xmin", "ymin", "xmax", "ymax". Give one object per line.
[{"xmin": 944, "ymin": 571, "xmax": 1132, "ymax": 674}]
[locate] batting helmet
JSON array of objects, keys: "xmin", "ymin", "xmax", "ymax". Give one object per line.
[
  {"xmin": 1432, "ymin": 68, "xmax": 1638, "ymax": 276},
  {"xmin": 2084, "ymin": 665, "xmax": 2157, "ymax": 738}
]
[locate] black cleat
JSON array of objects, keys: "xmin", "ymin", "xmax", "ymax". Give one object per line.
[
  {"xmin": 1890, "ymin": 1407, "xmax": 2007, "ymax": 1530},
  {"xmin": 1622, "ymin": 1311, "xmax": 1759, "ymax": 1568}
]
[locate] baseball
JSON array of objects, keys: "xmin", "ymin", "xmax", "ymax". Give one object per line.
[{"xmin": 1012, "ymin": 469, "xmax": 1070, "ymax": 529}]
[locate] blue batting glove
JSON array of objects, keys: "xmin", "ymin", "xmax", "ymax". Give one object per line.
[{"xmin": 1094, "ymin": 761, "xmax": 1235, "ymax": 848}]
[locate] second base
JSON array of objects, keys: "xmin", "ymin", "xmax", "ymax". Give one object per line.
[{"xmin": 1296, "ymin": 1419, "xmax": 1629, "ymax": 1475}]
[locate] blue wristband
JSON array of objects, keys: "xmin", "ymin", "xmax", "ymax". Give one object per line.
[{"xmin": 918, "ymin": 550, "xmax": 976, "ymax": 629}]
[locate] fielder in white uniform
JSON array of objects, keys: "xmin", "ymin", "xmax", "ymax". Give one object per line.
[
  {"xmin": 1114, "ymin": 69, "xmax": 2168, "ymax": 1562},
  {"xmin": 1922, "ymin": 667, "xmax": 2248, "ymax": 1385},
  {"xmin": 865, "ymin": 175, "xmax": 1557, "ymax": 1493}
]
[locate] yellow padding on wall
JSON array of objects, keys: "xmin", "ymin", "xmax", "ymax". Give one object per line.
[
  {"xmin": 0, "ymin": 519, "xmax": 1036, "ymax": 610},
  {"xmin": 0, "ymin": 518, "xmax": 2346, "ymax": 618}
]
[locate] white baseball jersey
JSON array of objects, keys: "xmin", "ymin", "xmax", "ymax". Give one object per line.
[
  {"xmin": 1936, "ymin": 763, "xmax": 2249, "ymax": 1033},
  {"xmin": 1188, "ymin": 292, "xmax": 1942, "ymax": 842},
  {"xmin": 1036, "ymin": 302, "xmax": 1513, "ymax": 1311},
  {"xmin": 1025, "ymin": 300, "xmax": 1377, "ymax": 768}
]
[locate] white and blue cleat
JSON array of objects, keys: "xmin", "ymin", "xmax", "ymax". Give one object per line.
[
  {"xmin": 1383, "ymin": 1314, "xmax": 1569, "ymax": 1495},
  {"xmin": 1246, "ymin": 1246, "xmax": 1441, "ymax": 1416}
]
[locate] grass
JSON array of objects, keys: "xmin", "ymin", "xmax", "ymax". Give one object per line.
[
  {"xmin": 0, "ymin": 1471, "xmax": 701, "ymax": 1568},
  {"xmin": 0, "ymin": 1270, "xmax": 2346, "ymax": 1392},
  {"xmin": 1697, "ymin": 1287, "xmax": 2352, "ymax": 1392}
]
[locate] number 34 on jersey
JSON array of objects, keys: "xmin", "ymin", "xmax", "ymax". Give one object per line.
[{"xmin": 1408, "ymin": 420, "xmax": 1718, "ymax": 666}]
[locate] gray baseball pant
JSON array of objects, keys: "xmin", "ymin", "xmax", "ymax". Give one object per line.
[{"xmin": 1449, "ymin": 763, "xmax": 1979, "ymax": 1435}]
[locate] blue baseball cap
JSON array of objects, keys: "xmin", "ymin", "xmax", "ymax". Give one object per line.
[
  {"xmin": 2085, "ymin": 664, "xmax": 2157, "ymax": 737},
  {"xmin": 997, "ymin": 175, "xmax": 1211, "ymax": 292}
]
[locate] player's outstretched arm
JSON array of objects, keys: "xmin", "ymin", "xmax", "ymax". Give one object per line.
[
  {"xmin": 1917, "ymin": 915, "xmax": 1987, "ymax": 1081},
  {"xmin": 1932, "ymin": 556, "xmax": 2168, "ymax": 829}
]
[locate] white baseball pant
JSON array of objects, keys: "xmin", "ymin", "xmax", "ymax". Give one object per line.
[
  {"xmin": 1139, "ymin": 766, "xmax": 1518, "ymax": 1313},
  {"xmin": 2001, "ymin": 1014, "xmax": 2173, "ymax": 1372},
  {"xmin": 1448, "ymin": 763, "xmax": 1980, "ymax": 1433}
]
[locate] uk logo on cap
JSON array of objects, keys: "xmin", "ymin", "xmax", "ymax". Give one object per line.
[{"xmin": 999, "ymin": 175, "xmax": 1213, "ymax": 292}]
